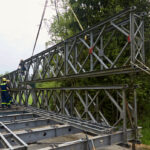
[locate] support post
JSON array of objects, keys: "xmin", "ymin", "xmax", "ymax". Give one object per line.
[
  {"xmin": 123, "ymin": 89, "xmax": 127, "ymax": 145},
  {"xmin": 100, "ymin": 36, "xmax": 104, "ymax": 70},
  {"xmin": 141, "ymin": 18, "xmax": 145, "ymax": 63},
  {"xmin": 85, "ymin": 90, "xmax": 88, "ymax": 120},
  {"xmin": 61, "ymin": 90, "xmax": 65, "ymax": 114},
  {"xmin": 90, "ymin": 32, "xmax": 93, "ymax": 71},
  {"xmin": 65, "ymin": 41, "xmax": 69, "ymax": 75},
  {"xmin": 70, "ymin": 92, "xmax": 74, "ymax": 116},
  {"xmin": 130, "ymin": 13, "xmax": 135, "ymax": 63},
  {"xmin": 134, "ymin": 88, "xmax": 138, "ymax": 141},
  {"xmin": 131, "ymin": 87, "xmax": 138, "ymax": 150},
  {"xmin": 96, "ymin": 96, "xmax": 99, "ymax": 122}
]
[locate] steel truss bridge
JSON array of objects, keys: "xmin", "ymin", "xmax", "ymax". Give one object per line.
[{"xmin": 0, "ymin": 7, "xmax": 145, "ymax": 150}]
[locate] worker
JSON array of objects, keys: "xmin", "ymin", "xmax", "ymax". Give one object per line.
[
  {"xmin": 18, "ymin": 59, "xmax": 26, "ymax": 75},
  {"xmin": 0, "ymin": 78, "xmax": 10, "ymax": 108},
  {"xmin": 6, "ymin": 80, "xmax": 13, "ymax": 105}
]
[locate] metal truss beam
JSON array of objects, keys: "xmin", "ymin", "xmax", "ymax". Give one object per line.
[
  {"xmin": 0, "ymin": 7, "xmax": 145, "ymax": 88},
  {"xmin": 0, "ymin": 113, "xmax": 39, "ymax": 122},
  {"xmin": 0, "ymin": 111, "xmax": 28, "ymax": 116},
  {"xmin": 4, "ymin": 84, "xmax": 138, "ymax": 147},
  {"xmin": 2, "ymin": 118, "xmax": 60, "ymax": 131},
  {"xmin": 45, "ymin": 129, "xmax": 134, "ymax": 150},
  {"xmin": 0, "ymin": 7, "xmax": 141, "ymax": 149},
  {"xmin": 24, "ymin": 106, "xmax": 112, "ymax": 135},
  {"xmin": 8, "ymin": 85, "xmax": 137, "ymax": 138},
  {"xmin": 4, "ymin": 125, "xmax": 81, "ymax": 144},
  {"xmin": 20, "ymin": 67, "xmax": 140, "ymax": 84}
]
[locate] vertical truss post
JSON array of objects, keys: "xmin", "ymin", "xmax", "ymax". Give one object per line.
[
  {"xmin": 19, "ymin": 91, "xmax": 22, "ymax": 105},
  {"xmin": 130, "ymin": 12, "xmax": 135, "ymax": 63},
  {"xmin": 41, "ymin": 90, "xmax": 44, "ymax": 108},
  {"xmin": 85, "ymin": 90, "xmax": 88, "ymax": 120},
  {"xmin": 70, "ymin": 92, "xmax": 74, "ymax": 116},
  {"xmin": 90, "ymin": 32, "xmax": 94, "ymax": 71},
  {"xmin": 56, "ymin": 53, "xmax": 59, "ymax": 75},
  {"xmin": 122, "ymin": 89, "xmax": 127, "ymax": 144},
  {"xmin": 74, "ymin": 45, "xmax": 78, "ymax": 71},
  {"xmin": 96, "ymin": 96, "xmax": 99, "ymax": 122},
  {"xmin": 61, "ymin": 90, "xmax": 65, "ymax": 114},
  {"xmin": 141, "ymin": 16, "xmax": 145, "ymax": 63},
  {"xmin": 100, "ymin": 36, "xmax": 104, "ymax": 70},
  {"xmin": 65, "ymin": 41, "xmax": 69, "ymax": 75},
  {"xmin": 25, "ymin": 90, "xmax": 28, "ymax": 107},
  {"xmin": 134, "ymin": 88, "xmax": 138, "ymax": 141},
  {"xmin": 31, "ymin": 89, "xmax": 36, "ymax": 107}
]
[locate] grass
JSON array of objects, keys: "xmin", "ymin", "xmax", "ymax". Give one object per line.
[
  {"xmin": 142, "ymin": 128, "xmax": 150, "ymax": 145},
  {"xmin": 16, "ymin": 94, "xmax": 33, "ymax": 105},
  {"xmin": 36, "ymin": 81, "xmax": 61, "ymax": 88},
  {"xmin": 139, "ymin": 116, "xmax": 150, "ymax": 145}
]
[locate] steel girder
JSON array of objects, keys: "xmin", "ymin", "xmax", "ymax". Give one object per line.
[
  {"xmin": 3, "ymin": 118, "xmax": 60, "ymax": 131},
  {"xmin": 40, "ymin": 129, "xmax": 134, "ymax": 150},
  {"xmin": 0, "ymin": 113, "xmax": 39, "ymax": 122},
  {"xmin": 4, "ymin": 125, "xmax": 81, "ymax": 144},
  {"xmin": 0, "ymin": 7, "xmax": 145, "ymax": 88}
]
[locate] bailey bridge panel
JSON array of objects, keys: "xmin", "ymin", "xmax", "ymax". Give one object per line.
[{"xmin": 1, "ymin": 7, "xmax": 145, "ymax": 88}]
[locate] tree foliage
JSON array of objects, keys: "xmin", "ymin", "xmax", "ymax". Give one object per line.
[{"xmin": 48, "ymin": 0, "xmax": 150, "ymax": 43}]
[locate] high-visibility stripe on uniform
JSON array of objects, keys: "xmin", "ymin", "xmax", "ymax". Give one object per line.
[
  {"xmin": 1, "ymin": 102, "xmax": 7, "ymax": 104},
  {"xmin": 1, "ymin": 90, "xmax": 6, "ymax": 91},
  {"xmin": 0, "ymin": 83, "xmax": 6, "ymax": 85}
]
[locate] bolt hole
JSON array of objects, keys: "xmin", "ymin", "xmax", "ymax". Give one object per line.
[
  {"xmin": 11, "ymin": 139, "xmax": 15, "ymax": 143},
  {"xmin": 43, "ymin": 132, "xmax": 47, "ymax": 136}
]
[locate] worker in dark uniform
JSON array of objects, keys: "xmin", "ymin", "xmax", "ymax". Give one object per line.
[
  {"xmin": 18, "ymin": 59, "xmax": 26, "ymax": 75},
  {"xmin": 6, "ymin": 79, "xmax": 13, "ymax": 105},
  {"xmin": 0, "ymin": 78, "xmax": 10, "ymax": 108}
]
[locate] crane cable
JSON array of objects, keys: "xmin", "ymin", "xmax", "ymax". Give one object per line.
[
  {"xmin": 68, "ymin": 3, "xmax": 88, "ymax": 41},
  {"xmin": 54, "ymin": 0, "xmax": 60, "ymax": 23},
  {"xmin": 69, "ymin": 4, "xmax": 84, "ymax": 31},
  {"xmin": 31, "ymin": 0, "xmax": 48, "ymax": 56}
]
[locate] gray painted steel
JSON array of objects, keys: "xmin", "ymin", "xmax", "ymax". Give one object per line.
[
  {"xmin": 0, "ymin": 113, "xmax": 39, "ymax": 122},
  {"xmin": 0, "ymin": 7, "xmax": 143, "ymax": 150},
  {"xmin": 46, "ymin": 130, "xmax": 134, "ymax": 150},
  {"xmin": 0, "ymin": 122, "xmax": 28, "ymax": 150},
  {"xmin": 4, "ymin": 125, "xmax": 81, "ymax": 144},
  {"xmin": 0, "ymin": 111, "xmax": 28, "ymax": 116},
  {"xmin": 0, "ymin": 7, "xmax": 144, "ymax": 87},
  {"xmin": 24, "ymin": 106, "xmax": 113, "ymax": 135},
  {"xmin": 3, "ymin": 118, "xmax": 60, "ymax": 131}
]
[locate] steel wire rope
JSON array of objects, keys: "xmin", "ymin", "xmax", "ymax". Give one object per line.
[{"xmin": 31, "ymin": 0, "xmax": 48, "ymax": 56}]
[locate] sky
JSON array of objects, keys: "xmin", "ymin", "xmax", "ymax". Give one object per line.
[{"xmin": 0, "ymin": 0, "xmax": 56, "ymax": 74}]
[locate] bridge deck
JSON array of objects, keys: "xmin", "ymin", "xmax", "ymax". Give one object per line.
[{"xmin": 0, "ymin": 105, "xmax": 135, "ymax": 150}]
